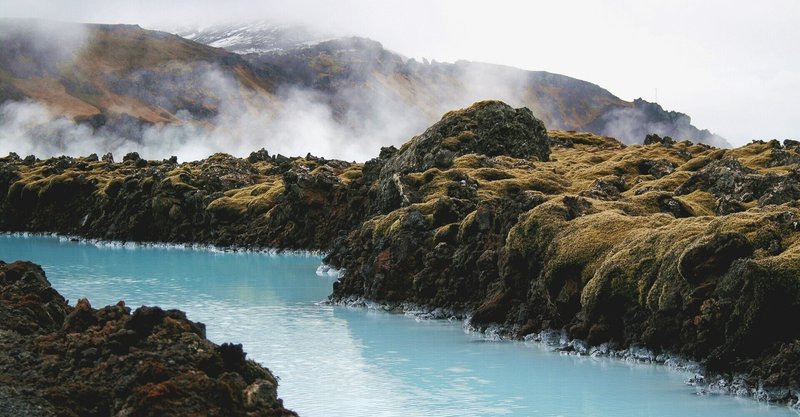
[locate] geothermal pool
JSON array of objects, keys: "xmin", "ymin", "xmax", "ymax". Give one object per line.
[{"xmin": 2, "ymin": 235, "xmax": 795, "ymax": 417}]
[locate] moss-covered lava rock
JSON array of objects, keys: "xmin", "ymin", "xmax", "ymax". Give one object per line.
[
  {"xmin": 0, "ymin": 260, "xmax": 296, "ymax": 416},
  {"xmin": 374, "ymin": 100, "xmax": 550, "ymax": 213},
  {"xmin": 1, "ymin": 100, "xmax": 799, "ymax": 405}
]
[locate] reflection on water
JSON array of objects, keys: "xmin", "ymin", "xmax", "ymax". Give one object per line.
[{"xmin": 1, "ymin": 235, "xmax": 795, "ymax": 417}]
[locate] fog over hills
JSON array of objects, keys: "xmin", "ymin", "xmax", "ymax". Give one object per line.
[{"xmin": 0, "ymin": 19, "xmax": 729, "ymax": 162}]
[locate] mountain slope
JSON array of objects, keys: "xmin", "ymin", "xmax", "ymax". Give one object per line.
[
  {"xmin": 194, "ymin": 23, "xmax": 729, "ymax": 147},
  {"xmin": 0, "ymin": 19, "xmax": 278, "ymax": 124},
  {"xmin": 0, "ymin": 19, "xmax": 729, "ymax": 162}
]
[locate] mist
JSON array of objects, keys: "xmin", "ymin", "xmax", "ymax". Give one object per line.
[
  {"xmin": 0, "ymin": 40, "xmax": 730, "ymax": 163},
  {"xmin": 0, "ymin": 19, "xmax": 559, "ymax": 163},
  {"xmin": 2, "ymin": 0, "xmax": 798, "ymax": 157},
  {"xmin": 0, "ymin": 66, "xmax": 430, "ymax": 162},
  {"xmin": 3, "ymin": 0, "xmax": 798, "ymax": 148},
  {"xmin": 593, "ymin": 105, "xmax": 730, "ymax": 149}
]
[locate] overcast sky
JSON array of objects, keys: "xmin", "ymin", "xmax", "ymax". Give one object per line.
[{"xmin": 2, "ymin": 0, "xmax": 798, "ymax": 146}]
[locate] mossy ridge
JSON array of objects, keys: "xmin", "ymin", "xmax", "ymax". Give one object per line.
[
  {"xmin": 323, "ymin": 103, "xmax": 800, "ymax": 403},
  {"xmin": 0, "ymin": 150, "xmax": 359, "ymax": 248}
]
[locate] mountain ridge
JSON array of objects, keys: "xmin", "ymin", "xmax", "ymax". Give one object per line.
[
  {"xmin": 186, "ymin": 22, "xmax": 728, "ymax": 147},
  {"xmin": 174, "ymin": 20, "xmax": 331, "ymax": 55},
  {"xmin": 0, "ymin": 19, "xmax": 729, "ymax": 161}
]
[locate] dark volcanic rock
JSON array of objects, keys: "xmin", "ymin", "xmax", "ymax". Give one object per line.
[
  {"xmin": 0, "ymin": 151, "xmax": 364, "ymax": 251},
  {"xmin": 0, "ymin": 261, "xmax": 296, "ymax": 417},
  {"xmin": 323, "ymin": 105, "xmax": 800, "ymax": 406},
  {"xmin": 644, "ymin": 133, "xmax": 676, "ymax": 146},
  {"xmin": 374, "ymin": 100, "xmax": 549, "ymax": 213},
  {"xmin": 675, "ymin": 158, "xmax": 756, "ymax": 198},
  {"xmin": 675, "ymin": 158, "xmax": 800, "ymax": 214}
]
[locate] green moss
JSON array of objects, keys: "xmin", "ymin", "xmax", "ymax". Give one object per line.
[
  {"xmin": 542, "ymin": 209, "xmax": 672, "ymax": 287},
  {"xmin": 433, "ymin": 223, "xmax": 459, "ymax": 244},
  {"xmin": 205, "ymin": 197, "xmax": 246, "ymax": 219},
  {"xmin": 581, "ymin": 206, "xmax": 800, "ymax": 320},
  {"xmin": 338, "ymin": 165, "xmax": 363, "ymax": 184},
  {"xmin": 673, "ymin": 190, "xmax": 717, "ymax": 216},
  {"xmin": 757, "ymin": 241, "xmax": 800, "ymax": 276},
  {"xmin": 369, "ymin": 211, "xmax": 403, "ymax": 240},
  {"xmin": 677, "ymin": 149, "xmax": 724, "ymax": 172}
]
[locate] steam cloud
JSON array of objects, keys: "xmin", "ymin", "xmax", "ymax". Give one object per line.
[
  {"xmin": 0, "ymin": 20, "xmax": 731, "ymax": 163},
  {"xmin": 0, "ymin": 69, "xmax": 426, "ymax": 163},
  {"xmin": 0, "ymin": 19, "xmax": 576, "ymax": 162},
  {"xmin": 592, "ymin": 104, "xmax": 731, "ymax": 148},
  {"xmin": 0, "ymin": 58, "xmax": 549, "ymax": 163}
]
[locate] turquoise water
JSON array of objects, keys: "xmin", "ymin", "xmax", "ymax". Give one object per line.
[{"xmin": 1, "ymin": 235, "xmax": 796, "ymax": 417}]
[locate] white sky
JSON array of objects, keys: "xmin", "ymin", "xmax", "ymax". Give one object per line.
[{"xmin": 2, "ymin": 0, "xmax": 799, "ymax": 146}]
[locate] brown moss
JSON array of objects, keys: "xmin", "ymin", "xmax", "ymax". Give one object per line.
[
  {"xmin": 582, "ymin": 205, "xmax": 800, "ymax": 317},
  {"xmin": 726, "ymin": 141, "xmax": 776, "ymax": 169},
  {"xmin": 673, "ymin": 190, "xmax": 717, "ymax": 216},
  {"xmin": 548, "ymin": 130, "xmax": 623, "ymax": 148},
  {"xmin": 337, "ymin": 165, "xmax": 364, "ymax": 184},
  {"xmin": 626, "ymin": 171, "xmax": 694, "ymax": 195},
  {"xmin": 452, "ymin": 154, "xmax": 489, "ymax": 169}
]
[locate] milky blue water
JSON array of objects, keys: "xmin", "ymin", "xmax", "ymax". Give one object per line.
[{"xmin": 1, "ymin": 235, "xmax": 796, "ymax": 417}]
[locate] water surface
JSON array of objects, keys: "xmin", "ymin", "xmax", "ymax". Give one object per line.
[{"xmin": 1, "ymin": 235, "xmax": 795, "ymax": 417}]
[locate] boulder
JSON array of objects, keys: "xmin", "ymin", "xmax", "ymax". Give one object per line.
[
  {"xmin": 375, "ymin": 101, "xmax": 549, "ymax": 212},
  {"xmin": 0, "ymin": 261, "xmax": 297, "ymax": 417}
]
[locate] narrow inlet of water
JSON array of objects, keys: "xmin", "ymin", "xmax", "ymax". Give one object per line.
[{"xmin": 1, "ymin": 235, "xmax": 795, "ymax": 417}]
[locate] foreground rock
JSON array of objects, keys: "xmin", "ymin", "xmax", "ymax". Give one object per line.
[
  {"xmin": 1, "ymin": 101, "xmax": 799, "ymax": 406},
  {"xmin": 0, "ymin": 261, "xmax": 297, "ymax": 417},
  {"xmin": 326, "ymin": 108, "xmax": 800, "ymax": 405},
  {"xmin": 373, "ymin": 101, "xmax": 550, "ymax": 213},
  {"xmin": 0, "ymin": 150, "xmax": 365, "ymax": 250}
]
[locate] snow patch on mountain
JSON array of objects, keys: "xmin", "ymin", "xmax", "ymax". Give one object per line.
[{"xmin": 171, "ymin": 20, "xmax": 330, "ymax": 55}]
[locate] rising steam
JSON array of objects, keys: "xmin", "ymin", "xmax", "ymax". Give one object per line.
[{"xmin": 0, "ymin": 19, "xmax": 732, "ymax": 163}]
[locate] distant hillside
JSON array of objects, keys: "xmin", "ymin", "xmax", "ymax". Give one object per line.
[
  {"xmin": 189, "ymin": 22, "xmax": 728, "ymax": 147},
  {"xmin": 0, "ymin": 19, "xmax": 277, "ymax": 122},
  {"xmin": 0, "ymin": 19, "xmax": 729, "ymax": 161}
]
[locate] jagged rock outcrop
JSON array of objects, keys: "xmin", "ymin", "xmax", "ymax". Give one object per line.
[
  {"xmin": 373, "ymin": 101, "xmax": 549, "ymax": 213},
  {"xmin": 0, "ymin": 260, "xmax": 296, "ymax": 417},
  {"xmin": 675, "ymin": 156, "xmax": 800, "ymax": 215},
  {"xmin": 588, "ymin": 99, "xmax": 729, "ymax": 147}
]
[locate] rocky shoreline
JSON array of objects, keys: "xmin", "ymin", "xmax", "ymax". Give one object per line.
[
  {"xmin": 0, "ymin": 260, "xmax": 297, "ymax": 416},
  {"xmin": 2, "ymin": 231, "xmax": 326, "ymax": 257},
  {"xmin": 1, "ymin": 100, "xmax": 799, "ymax": 409},
  {"xmin": 323, "ymin": 102, "xmax": 800, "ymax": 407},
  {"xmin": 329, "ymin": 293, "xmax": 800, "ymax": 408}
]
